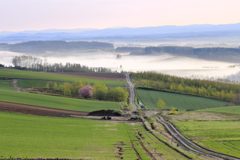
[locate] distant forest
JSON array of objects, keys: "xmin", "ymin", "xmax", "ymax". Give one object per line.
[
  {"xmin": 116, "ymin": 46, "xmax": 240, "ymax": 62},
  {"xmin": 0, "ymin": 41, "xmax": 114, "ymax": 53},
  {"xmin": 12, "ymin": 55, "xmax": 113, "ymax": 73}
]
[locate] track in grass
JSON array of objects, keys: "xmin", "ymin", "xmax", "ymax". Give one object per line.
[
  {"xmin": 137, "ymin": 89, "xmax": 228, "ymax": 111},
  {"xmin": 0, "ymin": 90, "xmax": 120, "ymax": 112},
  {"xmin": 0, "ymin": 69, "xmax": 127, "ymax": 86},
  {"xmin": 172, "ymin": 120, "xmax": 240, "ymax": 158}
]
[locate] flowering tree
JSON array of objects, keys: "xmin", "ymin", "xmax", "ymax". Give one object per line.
[{"xmin": 78, "ymin": 86, "xmax": 93, "ymax": 98}]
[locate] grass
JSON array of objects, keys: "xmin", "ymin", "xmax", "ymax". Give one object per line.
[
  {"xmin": 172, "ymin": 120, "xmax": 240, "ymax": 157},
  {"xmin": 198, "ymin": 106, "xmax": 240, "ymax": 115},
  {"xmin": 18, "ymin": 80, "xmax": 64, "ymax": 88},
  {"xmin": 0, "ymin": 90, "xmax": 120, "ymax": 112},
  {"xmin": 136, "ymin": 89, "xmax": 228, "ymax": 111},
  {"xmin": 124, "ymin": 123, "xmax": 191, "ymax": 160},
  {"xmin": 0, "ymin": 80, "xmax": 14, "ymax": 91},
  {"xmin": 0, "ymin": 111, "xmax": 193, "ymax": 159},
  {"xmin": 0, "ymin": 112, "xmax": 138, "ymax": 159},
  {"xmin": 0, "ymin": 69, "xmax": 127, "ymax": 86}
]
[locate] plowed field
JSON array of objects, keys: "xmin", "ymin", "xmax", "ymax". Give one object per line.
[{"xmin": 0, "ymin": 101, "xmax": 89, "ymax": 117}]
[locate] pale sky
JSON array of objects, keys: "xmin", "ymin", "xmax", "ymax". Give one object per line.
[{"xmin": 0, "ymin": 0, "xmax": 240, "ymax": 31}]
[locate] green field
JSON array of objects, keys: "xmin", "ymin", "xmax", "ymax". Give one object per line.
[
  {"xmin": 0, "ymin": 112, "xmax": 194, "ymax": 159},
  {"xmin": 137, "ymin": 89, "xmax": 228, "ymax": 111},
  {"xmin": 198, "ymin": 106, "xmax": 240, "ymax": 115},
  {"xmin": 0, "ymin": 69, "xmax": 126, "ymax": 86},
  {"xmin": 0, "ymin": 80, "xmax": 14, "ymax": 91},
  {"xmin": 0, "ymin": 112, "xmax": 138, "ymax": 159},
  {"xmin": 172, "ymin": 120, "xmax": 240, "ymax": 157},
  {"xmin": 18, "ymin": 79, "xmax": 64, "ymax": 88},
  {"xmin": 0, "ymin": 90, "xmax": 120, "ymax": 112}
]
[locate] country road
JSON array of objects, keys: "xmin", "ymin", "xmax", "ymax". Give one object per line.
[
  {"xmin": 125, "ymin": 73, "xmax": 240, "ymax": 159},
  {"xmin": 125, "ymin": 74, "xmax": 137, "ymax": 112},
  {"xmin": 156, "ymin": 116, "xmax": 240, "ymax": 160}
]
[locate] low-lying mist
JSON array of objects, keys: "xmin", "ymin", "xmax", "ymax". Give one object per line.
[{"xmin": 1, "ymin": 50, "xmax": 239, "ymax": 80}]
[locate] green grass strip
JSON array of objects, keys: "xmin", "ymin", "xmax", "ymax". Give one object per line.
[
  {"xmin": 0, "ymin": 69, "xmax": 127, "ymax": 86},
  {"xmin": 0, "ymin": 90, "xmax": 120, "ymax": 112}
]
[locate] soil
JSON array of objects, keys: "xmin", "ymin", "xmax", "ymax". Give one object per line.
[
  {"xmin": 0, "ymin": 101, "xmax": 89, "ymax": 117},
  {"xmin": 44, "ymin": 72, "xmax": 126, "ymax": 81},
  {"xmin": 87, "ymin": 110, "xmax": 122, "ymax": 116}
]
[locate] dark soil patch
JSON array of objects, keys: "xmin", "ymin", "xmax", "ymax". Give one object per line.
[
  {"xmin": 0, "ymin": 101, "xmax": 89, "ymax": 117},
  {"xmin": 87, "ymin": 110, "xmax": 122, "ymax": 116},
  {"xmin": 45, "ymin": 72, "xmax": 126, "ymax": 81}
]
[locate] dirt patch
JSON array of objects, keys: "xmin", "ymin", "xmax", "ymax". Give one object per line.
[
  {"xmin": 87, "ymin": 110, "xmax": 122, "ymax": 116},
  {"xmin": 44, "ymin": 72, "xmax": 126, "ymax": 81},
  {"xmin": 0, "ymin": 101, "xmax": 89, "ymax": 117}
]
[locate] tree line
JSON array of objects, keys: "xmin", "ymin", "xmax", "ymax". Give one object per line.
[
  {"xmin": 129, "ymin": 46, "xmax": 240, "ymax": 62},
  {"xmin": 131, "ymin": 72, "xmax": 240, "ymax": 102},
  {"xmin": 12, "ymin": 55, "xmax": 113, "ymax": 73},
  {"xmin": 37, "ymin": 81, "xmax": 128, "ymax": 102}
]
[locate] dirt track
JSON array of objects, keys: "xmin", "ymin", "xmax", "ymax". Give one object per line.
[{"xmin": 0, "ymin": 101, "xmax": 89, "ymax": 117}]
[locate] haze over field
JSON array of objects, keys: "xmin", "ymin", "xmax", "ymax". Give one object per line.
[{"xmin": 1, "ymin": 50, "xmax": 239, "ymax": 79}]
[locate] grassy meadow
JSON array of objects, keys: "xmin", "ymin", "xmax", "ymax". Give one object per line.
[
  {"xmin": 198, "ymin": 106, "xmax": 240, "ymax": 115},
  {"xmin": 0, "ymin": 112, "xmax": 195, "ymax": 159},
  {"xmin": 0, "ymin": 90, "xmax": 120, "ymax": 112},
  {"xmin": 0, "ymin": 69, "xmax": 127, "ymax": 86},
  {"xmin": 137, "ymin": 89, "xmax": 228, "ymax": 111},
  {"xmin": 172, "ymin": 120, "xmax": 240, "ymax": 157},
  {"xmin": 0, "ymin": 80, "xmax": 14, "ymax": 91},
  {"xmin": 0, "ymin": 112, "xmax": 138, "ymax": 159}
]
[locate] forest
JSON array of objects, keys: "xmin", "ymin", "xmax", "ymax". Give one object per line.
[
  {"xmin": 0, "ymin": 41, "xmax": 114, "ymax": 53},
  {"xmin": 131, "ymin": 72, "xmax": 240, "ymax": 102},
  {"xmin": 129, "ymin": 46, "xmax": 240, "ymax": 62},
  {"xmin": 11, "ymin": 55, "xmax": 113, "ymax": 73}
]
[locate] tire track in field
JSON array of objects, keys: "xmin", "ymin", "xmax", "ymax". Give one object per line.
[{"xmin": 156, "ymin": 116, "xmax": 240, "ymax": 160}]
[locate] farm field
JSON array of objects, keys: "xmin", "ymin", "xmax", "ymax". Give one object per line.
[
  {"xmin": 0, "ymin": 112, "xmax": 137, "ymax": 159},
  {"xmin": 0, "ymin": 80, "xmax": 14, "ymax": 91},
  {"xmin": 0, "ymin": 112, "xmax": 195, "ymax": 159},
  {"xmin": 136, "ymin": 89, "xmax": 228, "ymax": 111},
  {"xmin": 0, "ymin": 69, "xmax": 127, "ymax": 86},
  {"xmin": 0, "ymin": 90, "xmax": 120, "ymax": 112},
  {"xmin": 172, "ymin": 119, "xmax": 240, "ymax": 158},
  {"xmin": 198, "ymin": 106, "xmax": 240, "ymax": 115}
]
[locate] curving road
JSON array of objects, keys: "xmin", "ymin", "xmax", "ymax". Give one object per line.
[
  {"xmin": 156, "ymin": 116, "xmax": 240, "ymax": 160},
  {"xmin": 125, "ymin": 74, "xmax": 137, "ymax": 112}
]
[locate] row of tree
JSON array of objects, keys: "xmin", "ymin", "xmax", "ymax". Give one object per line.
[
  {"xmin": 129, "ymin": 46, "xmax": 240, "ymax": 62},
  {"xmin": 12, "ymin": 55, "xmax": 113, "ymax": 72},
  {"xmin": 43, "ymin": 81, "xmax": 129, "ymax": 102},
  {"xmin": 131, "ymin": 72, "xmax": 240, "ymax": 101}
]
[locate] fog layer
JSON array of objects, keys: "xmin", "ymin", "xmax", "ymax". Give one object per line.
[{"xmin": 1, "ymin": 51, "xmax": 239, "ymax": 79}]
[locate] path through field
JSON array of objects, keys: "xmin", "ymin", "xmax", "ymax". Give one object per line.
[{"xmin": 125, "ymin": 74, "xmax": 137, "ymax": 112}]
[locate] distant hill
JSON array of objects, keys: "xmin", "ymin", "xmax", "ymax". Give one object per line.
[
  {"xmin": 0, "ymin": 23, "xmax": 240, "ymax": 42},
  {"xmin": 0, "ymin": 41, "xmax": 114, "ymax": 53}
]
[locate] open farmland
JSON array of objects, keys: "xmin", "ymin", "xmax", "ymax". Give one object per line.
[
  {"xmin": 0, "ymin": 80, "xmax": 14, "ymax": 90},
  {"xmin": 0, "ymin": 112, "xmax": 138, "ymax": 159},
  {"xmin": 0, "ymin": 112, "xmax": 195, "ymax": 159},
  {"xmin": 171, "ymin": 119, "xmax": 240, "ymax": 158},
  {"xmin": 0, "ymin": 90, "xmax": 120, "ymax": 112},
  {"xmin": 136, "ymin": 89, "xmax": 228, "ymax": 111},
  {"xmin": 0, "ymin": 69, "xmax": 127, "ymax": 86},
  {"xmin": 198, "ymin": 106, "xmax": 240, "ymax": 115}
]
